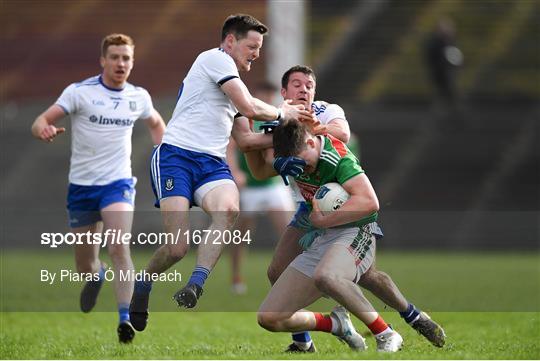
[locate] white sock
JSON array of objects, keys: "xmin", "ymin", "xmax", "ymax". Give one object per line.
[
  {"xmin": 293, "ymin": 340, "xmax": 312, "ymax": 350},
  {"xmin": 329, "ymin": 314, "xmax": 340, "ymax": 334},
  {"xmin": 375, "ymin": 326, "xmax": 393, "ymax": 337}
]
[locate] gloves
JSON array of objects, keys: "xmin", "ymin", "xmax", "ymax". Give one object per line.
[
  {"xmin": 273, "ymin": 156, "xmax": 306, "ymax": 186},
  {"xmin": 298, "ymin": 229, "xmax": 322, "ymax": 250},
  {"xmin": 260, "ymin": 120, "xmax": 281, "ymax": 134}
]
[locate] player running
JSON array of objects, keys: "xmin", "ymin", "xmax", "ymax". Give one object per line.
[
  {"xmin": 129, "ymin": 14, "xmax": 314, "ymax": 332},
  {"xmin": 31, "ymin": 34, "xmax": 166, "ymax": 343}
]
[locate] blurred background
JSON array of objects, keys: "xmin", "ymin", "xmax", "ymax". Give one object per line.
[{"xmin": 1, "ymin": 0, "xmax": 538, "ymax": 252}]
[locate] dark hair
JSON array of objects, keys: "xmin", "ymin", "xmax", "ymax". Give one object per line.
[
  {"xmin": 281, "ymin": 65, "xmax": 316, "ymax": 89},
  {"xmin": 221, "ymin": 14, "xmax": 268, "ymax": 41},
  {"xmin": 273, "ymin": 120, "xmax": 310, "ymax": 158}
]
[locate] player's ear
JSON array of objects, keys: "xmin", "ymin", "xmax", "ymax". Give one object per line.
[
  {"xmin": 307, "ymin": 138, "xmax": 315, "ymax": 148},
  {"xmin": 225, "ymin": 33, "xmax": 236, "ymax": 48},
  {"xmin": 99, "ymin": 56, "xmax": 105, "ymax": 68},
  {"xmin": 281, "ymin": 87, "xmax": 287, "ymax": 99}
]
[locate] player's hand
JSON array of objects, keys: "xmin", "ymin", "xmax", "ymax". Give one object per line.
[
  {"xmin": 39, "ymin": 124, "xmax": 66, "ymax": 142},
  {"xmin": 298, "ymin": 229, "xmax": 323, "ymax": 250},
  {"xmin": 279, "ymin": 99, "xmax": 313, "ymax": 123},
  {"xmin": 309, "ymin": 199, "xmax": 329, "ymax": 228},
  {"xmin": 311, "ymin": 123, "xmax": 328, "ymax": 135},
  {"xmin": 297, "ymin": 111, "xmax": 327, "ymax": 135},
  {"xmin": 260, "ymin": 120, "xmax": 280, "ymax": 134},
  {"xmin": 273, "ymin": 156, "xmax": 306, "ymax": 186}
]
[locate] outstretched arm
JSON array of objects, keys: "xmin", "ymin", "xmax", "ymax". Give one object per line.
[
  {"xmin": 142, "ymin": 109, "xmax": 166, "ymax": 145},
  {"xmin": 221, "ymin": 78, "xmax": 313, "ymax": 122},
  {"xmin": 231, "ymin": 116, "xmax": 273, "ymax": 152},
  {"xmin": 31, "ymin": 104, "xmax": 67, "ymax": 142}
]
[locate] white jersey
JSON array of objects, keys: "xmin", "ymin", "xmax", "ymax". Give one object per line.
[
  {"xmin": 56, "ymin": 75, "xmax": 153, "ymax": 186},
  {"xmin": 310, "ymin": 101, "xmax": 346, "ymax": 124},
  {"xmin": 290, "ymin": 100, "xmax": 348, "ymax": 202},
  {"xmin": 162, "ymin": 48, "xmax": 240, "ymax": 159}
]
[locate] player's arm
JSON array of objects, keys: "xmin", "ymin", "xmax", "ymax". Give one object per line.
[
  {"xmin": 221, "ymin": 78, "xmax": 313, "ymax": 122},
  {"xmin": 226, "ymin": 138, "xmax": 247, "ymax": 188},
  {"xmin": 31, "ymin": 104, "xmax": 67, "ymax": 142},
  {"xmin": 231, "ymin": 115, "xmax": 273, "ymax": 152},
  {"xmin": 244, "ymin": 150, "xmax": 277, "ymax": 180},
  {"xmin": 326, "ymin": 118, "xmax": 350, "ymax": 143},
  {"xmin": 310, "ymin": 173, "xmax": 379, "ymax": 229},
  {"xmin": 310, "ymin": 118, "xmax": 350, "ymax": 143},
  {"xmin": 142, "ymin": 108, "xmax": 166, "ymax": 145}
]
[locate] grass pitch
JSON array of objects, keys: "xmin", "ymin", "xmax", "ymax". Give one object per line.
[{"xmin": 1, "ymin": 250, "xmax": 539, "ymax": 359}]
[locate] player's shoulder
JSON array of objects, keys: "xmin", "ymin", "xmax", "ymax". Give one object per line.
[
  {"xmin": 323, "ymin": 134, "xmax": 348, "ymax": 158},
  {"xmin": 311, "ymin": 100, "xmax": 343, "ymax": 116},
  {"xmin": 73, "ymin": 75, "xmax": 101, "ymax": 89},
  {"xmin": 197, "ymin": 48, "xmax": 235, "ymax": 65},
  {"xmin": 124, "ymin": 81, "xmax": 150, "ymax": 95}
]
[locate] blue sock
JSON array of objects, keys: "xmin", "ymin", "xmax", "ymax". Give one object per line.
[
  {"xmin": 97, "ymin": 264, "xmax": 106, "ymax": 281},
  {"xmin": 87, "ymin": 264, "xmax": 105, "ymax": 288},
  {"xmin": 400, "ymin": 303, "xmax": 421, "ymax": 324},
  {"xmin": 292, "ymin": 331, "xmax": 311, "ymax": 344},
  {"xmin": 188, "ymin": 265, "xmax": 210, "ymax": 288},
  {"xmin": 118, "ymin": 303, "xmax": 130, "ymax": 324},
  {"xmin": 134, "ymin": 279, "xmax": 153, "ymax": 295}
]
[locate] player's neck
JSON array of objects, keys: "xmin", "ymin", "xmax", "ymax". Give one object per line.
[
  {"xmin": 314, "ymin": 135, "xmax": 322, "ymax": 152},
  {"xmin": 100, "ymin": 74, "xmax": 126, "ymax": 91},
  {"xmin": 219, "ymin": 43, "xmax": 231, "ymax": 56}
]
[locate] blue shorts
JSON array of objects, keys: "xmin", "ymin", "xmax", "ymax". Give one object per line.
[
  {"xmin": 150, "ymin": 143, "xmax": 235, "ymax": 208},
  {"xmin": 289, "ymin": 201, "xmax": 385, "ymax": 240},
  {"xmin": 67, "ymin": 178, "xmax": 136, "ymax": 228}
]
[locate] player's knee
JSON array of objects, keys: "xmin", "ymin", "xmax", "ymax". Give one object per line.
[
  {"xmin": 224, "ymin": 204, "xmax": 240, "ymax": 226},
  {"xmin": 167, "ymin": 244, "xmax": 189, "ymax": 262},
  {"xmin": 211, "ymin": 204, "xmax": 239, "ymax": 227},
  {"xmin": 107, "ymin": 244, "xmax": 129, "ymax": 261},
  {"xmin": 313, "ymin": 272, "xmax": 340, "ymax": 294},
  {"xmin": 257, "ymin": 312, "xmax": 283, "ymax": 332}
]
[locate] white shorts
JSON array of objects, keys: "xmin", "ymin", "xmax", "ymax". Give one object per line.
[
  {"xmin": 240, "ymin": 184, "xmax": 295, "ymax": 212},
  {"xmin": 290, "ymin": 224, "xmax": 376, "ymax": 283}
]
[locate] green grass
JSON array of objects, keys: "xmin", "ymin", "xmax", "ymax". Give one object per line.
[{"xmin": 1, "ymin": 250, "xmax": 539, "ymax": 359}]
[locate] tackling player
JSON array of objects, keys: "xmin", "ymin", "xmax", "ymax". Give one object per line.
[
  {"xmin": 245, "ymin": 65, "xmax": 446, "ymax": 351},
  {"xmin": 31, "ymin": 33, "xmax": 166, "ymax": 343},
  {"xmin": 129, "ymin": 14, "xmax": 314, "ymax": 332}
]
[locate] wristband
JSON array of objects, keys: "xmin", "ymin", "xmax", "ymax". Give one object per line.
[{"xmin": 276, "ymin": 108, "xmax": 283, "ymax": 121}]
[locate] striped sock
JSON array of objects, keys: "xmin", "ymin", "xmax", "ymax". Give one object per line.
[
  {"xmin": 399, "ymin": 303, "xmax": 421, "ymax": 324},
  {"xmin": 118, "ymin": 303, "xmax": 130, "ymax": 324},
  {"xmin": 188, "ymin": 265, "xmax": 210, "ymax": 288},
  {"xmin": 292, "ymin": 331, "xmax": 312, "ymax": 350}
]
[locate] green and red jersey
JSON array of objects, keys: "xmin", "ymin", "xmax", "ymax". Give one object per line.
[{"xmin": 294, "ymin": 135, "xmax": 377, "ymax": 226}]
